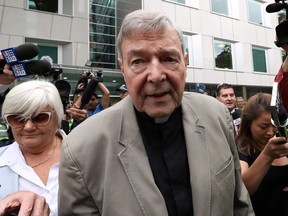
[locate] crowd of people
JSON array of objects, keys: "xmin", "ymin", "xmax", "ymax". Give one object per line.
[{"xmin": 0, "ymin": 9, "xmax": 288, "ymax": 216}]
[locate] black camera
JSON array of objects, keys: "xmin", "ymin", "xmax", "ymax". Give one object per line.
[{"xmin": 95, "ymin": 70, "xmax": 103, "ymax": 82}]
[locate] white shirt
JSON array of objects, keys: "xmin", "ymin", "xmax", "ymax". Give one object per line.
[{"xmin": 0, "ymin": 129, "xmax": 66, "ymax": 216}]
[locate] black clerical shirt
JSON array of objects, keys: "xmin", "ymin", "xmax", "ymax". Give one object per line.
[{"xmin": 135, "ymin": 106, "xmax": 193, "ymax": 216}]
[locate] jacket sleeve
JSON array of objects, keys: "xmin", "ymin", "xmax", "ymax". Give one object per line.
[{"xmin": 58, "ymin": 137, "xmax": 101, "ymax": 215}]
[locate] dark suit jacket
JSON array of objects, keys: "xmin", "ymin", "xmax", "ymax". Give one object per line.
[{"xmin": 59, "ymin": 92, "xmax": 254, "ymax": 215}]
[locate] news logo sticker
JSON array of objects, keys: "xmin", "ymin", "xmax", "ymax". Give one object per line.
[
  {"xmin": 11, "ymin": 63, "xmax": 29, "ymax": 78},
  {"xmin": 1, "ymin": 47, "xmax": 18, "ymax": 64}
]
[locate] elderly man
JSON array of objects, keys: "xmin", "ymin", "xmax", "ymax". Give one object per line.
[{"xmin": 58, "ymin": 10, "xmax": 254, "ymax": 215}]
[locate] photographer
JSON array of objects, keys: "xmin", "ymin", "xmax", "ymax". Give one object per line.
[{"xmin": 66, "ymin": 70, "xmax": 110, "ymax": 130}]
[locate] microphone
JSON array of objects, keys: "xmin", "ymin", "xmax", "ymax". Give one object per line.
[
  {"xmin": 266, "ymin": 3, "xmax": 288, "ymax": 13},
  {"xmin": 231, "ymin": 111, "xmax": 241, "ymax": 127},
  {"xmin": 1, "ymin": 60, "xmax": 52, "ymax": 78},
  {"xmin": 80, "ymin": 77, "xmax": 98, "ymax": 109},
  {"xmin": 1, "ymin": 43, "xmax": 39, "ymax": 65}
]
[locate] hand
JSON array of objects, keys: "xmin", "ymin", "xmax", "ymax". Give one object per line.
[
  {"xmin": 0, "ymin": 191, "xmax": 50, "ymax": 216},
  {"xmin": 67, "ymin": 105, "xmax": 88, "ymax": 123},
  {"xmin": 262, "ymin": 136, "xmax": 288, "ymax": 159},
  {"xmin": 0, "ymin": 54, "xmax": 16, "ymax": 85},
  {"xmin": 76, "ymin": 83, "xmax": 86, "ymax": 91}
]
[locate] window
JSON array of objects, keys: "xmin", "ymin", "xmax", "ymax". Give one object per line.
[
  {"xmin": 25, "ymin": 38, "xmax": 62, "ymax": 64},
  {"xmin": 89, "ymin": 0, "xmax": 117, "ymax": 69},
  {"xmin": 252, "ymin": 46, "xmax": 267, "ymax": 72},
  {"xmin": 211, "ymin": 0, "xmax": 229, "ymax": 16},
  {"xmin": 169, "ymin": 0, "xmax": 186, "ymax": 4},
  {"xmin": 248, "ymin": 0, "xmax": 263, "ymax": 25},
  {"xmin": 28, "ymin": 0, "xmax": 73, "ymax": 15},
  {"xmin": 214, "ymin": 39, "xmax": 233, "ymax": 69},
  {"xmin": 166, "ymin": 0, "xmax": 199, "ymax": 7},
  {"xmin": 37, "ymin": 44, "xmax": 58, "ymax": 64},
  {"xmin": 183, "ymin": 35, "xmax": 192, "ymax": 66}
]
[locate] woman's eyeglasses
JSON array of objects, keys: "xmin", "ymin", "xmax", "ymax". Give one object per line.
[{"xmin": 3, "ymin": 111, "xmax": 54, "ymax": 128}]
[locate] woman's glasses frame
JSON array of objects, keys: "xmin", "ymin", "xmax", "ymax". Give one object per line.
[{"xmin": 3, "ymin": 111, "xmax": 54, "ymax": 128}]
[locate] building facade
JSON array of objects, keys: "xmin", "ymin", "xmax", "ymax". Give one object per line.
[{"xmin": 0, "ymin": 0, "xmax": 283, "ymax": 100}]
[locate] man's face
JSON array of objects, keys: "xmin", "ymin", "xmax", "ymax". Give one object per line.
[
  {"xmin": 217, "ymin": 88, "xmax": 236, "ymax": 111},
  {"xmin": 86, "ymin": 95, "xmax": 98, "ymax": 111},
  {"xmin": 236, "ymin": 98, "xmax": 244, "ymax": 109},
  {"xmin": 118, "ymin": 28, "xmax": 188, "ymax": 118}
]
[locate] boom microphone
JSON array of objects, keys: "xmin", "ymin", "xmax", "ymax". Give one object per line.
[
  {"xmin": 0, "ymin": 43, "xmax": 39, "ymax": 65},
  {"xmin": 266, "ymin": 3, "xmax": 288, "ymax": 13},
  {"xmin": 80, "ymin": 77, "xmax": 99, "ymax": 109}
]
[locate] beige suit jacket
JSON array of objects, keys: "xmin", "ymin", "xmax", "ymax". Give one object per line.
[{"xmin": 59, "ymin": 92, "xmax": 254, "ymax": 216}]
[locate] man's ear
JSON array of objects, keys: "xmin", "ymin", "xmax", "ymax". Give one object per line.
[
  {"xmin": 118, "ymin": 58, "xmax": 123, "ymax": 70},
  {"xmin": 118, "ymin": 58, "xmax": 126, "ymax": 80},
  {"xmin": 184, "ymin": 52, "xmax": 188, "ymax": 67}
]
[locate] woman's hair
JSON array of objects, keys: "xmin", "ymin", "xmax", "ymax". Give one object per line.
[
  {"xmin": 2, "ymin": 80, "xmax": 64, "ymax": 127},
  {"xmin": 237, "ymin": 92, "xmax": 272, "ymax": 155},
  {"xmin": 116, "ymin": 10, "xmax": 185, "ymax": 59}
]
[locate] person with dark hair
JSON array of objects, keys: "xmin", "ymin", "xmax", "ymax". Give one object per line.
[
  {"xmin": 85, "ymin": 91, "xmax": 109, "ymax": 117},
  {"xmin": 237, "ymin": 93, "xmax": 288, "ymax": 216},
  {"xmin": 65, "ymin": 72, "xmax": 110, "ymax": 132},
  {"xmin": 58, "ymin": 10, "xmax": 253, "ymax": 215},
  {"xmin": 216, "ymin": 83, "xmax": 241, "ymax": 136}
]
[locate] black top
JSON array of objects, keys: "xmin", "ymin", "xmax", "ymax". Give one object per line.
[
  {"xmin": 239, "ymin": 148, "xmax": 288, "ymax": 216},
  {"xmin": 136, "ymin": 106, "xmax": 193, "ymax": 216}
]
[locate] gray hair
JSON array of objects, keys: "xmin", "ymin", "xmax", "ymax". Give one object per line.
[
  {"xmin": 2, "ymin": 80, "xmax": 64, "ymax": 128},
  {"xmin": 116, "ymin": 10, "xmax": 185, "ymax": 59}
]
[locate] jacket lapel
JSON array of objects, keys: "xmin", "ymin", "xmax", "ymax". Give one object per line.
[
  {"xmin": 117, "ymin": 97, "xmax": 168, "ymax": 216},
  {"xmin": 181, "ymin": 96, "xmax": 211, "ymax": 216}
]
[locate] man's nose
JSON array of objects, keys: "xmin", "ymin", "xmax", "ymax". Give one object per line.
[{"xmin": 147, "ymin": 59, "xmax": 166, "ymax": 82}]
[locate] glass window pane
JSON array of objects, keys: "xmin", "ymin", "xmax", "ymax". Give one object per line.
[
  {"xmin": 90, "ymin": 23, "xmax": 115, "ymax": 35},
  {"xmin": 90, "ymin": 0, "xmax": 115, "ymax": 7},
  {"xmin": 214, "ymin": 40, "xmax": 233, "ymax": 69},
  {"xmin": 183, "ymin": 35, "xmax": 190, "ymax": 65},
  {"xmin": 90, "ymin": 34, "xmax": 115, "ymax": 45},
  {"xmin": 252, "ymin": 47, "xmax": 267, "ymax": 72},
  {"xmin": 90, "ymin": 4, "xmax": 115, "ymax": 16},
  {"xmin": 29, "ymin": 0, "xmax": 58, "ymax": 13},
  {"xmin": 90, "ymin": 43, "xmax": 115, "ymax": 54},
  {"xmin": 248, "ymin": 0, "xmax": 263, "ymax": 25},
  {"xmin": 89, "ymin": 0, "xmax": 117, "ymax": 69},
  {"xmin": 38, "ymin": 44, "xmax": 58, "ymax": 64},
  {"xmin": 211, "ymin": 0, "xmax": 228, "ymax": 16},
  {"xmin": 169, "ymin": 0, "xmax": 186, "ymax": 4}
]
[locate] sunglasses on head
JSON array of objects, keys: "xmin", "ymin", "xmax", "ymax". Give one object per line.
[{"xmin": 3, "ymin": 111, "xmax": 54, "ymax": 128}]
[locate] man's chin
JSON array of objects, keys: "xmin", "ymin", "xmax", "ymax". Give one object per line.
[{"xmin": 144, "ymin": 107, "xmax": 174, "ymax": 119}]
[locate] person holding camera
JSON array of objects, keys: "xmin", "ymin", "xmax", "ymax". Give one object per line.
[
  {"xmin": 66, "ymin": 70, "xmax": 110, "ymax": 131},
  {"xmin": 237, "ymin": 93, "xmax": 288, "ymax": 216}
]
